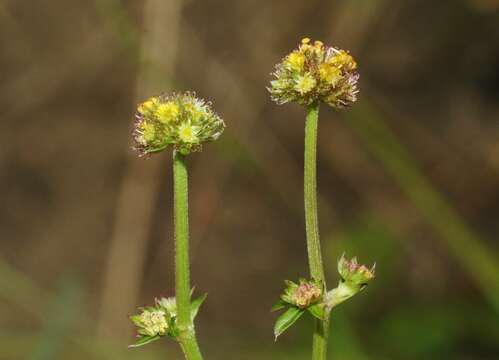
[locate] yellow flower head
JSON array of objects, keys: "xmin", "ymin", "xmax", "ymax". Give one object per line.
[
  {"xmin": 269, "ymin": 38, "xmax": 359, "ymax": 108},
  {"xmin": 133, "ymin": 92, "xmax": 225, "ymax": 157}
]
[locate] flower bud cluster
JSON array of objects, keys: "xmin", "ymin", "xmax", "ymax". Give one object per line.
[
  {"xmin": 129, "ymin": 293, "xmax": 206, "ymax": 348},
  {"xmin": 326, "ymin": 254, "xmax": 375, "ymax": 309},
  {"xmin": 133, "ymin": 92, "xmax": 225, "ymax": 156},
  {"xmin": 337, "ymin": 254, "xmax": 375, "ymax": 286},
  {"xmin": 281, "ymin": 278, "xmax": 323, "ymax": 309},
  {"xmin": 130, "ymin": 297, "xmax": 177, "ymax": 339},
  {"xmin": 269, "ymin": 38, "xmax": 359, "ymax": 109},
  {"xmin": 136, "ymin": 309, "xmax": 169, "ymax": 336},
  {"xmin": 130, "ymin": 298, "xmax": 178, "ymax": 347}
]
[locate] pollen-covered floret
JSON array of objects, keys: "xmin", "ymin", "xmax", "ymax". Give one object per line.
[
  {"xmin": 323, "ymin": 254, "xmax": 375, "ymax": 309},
  {"xmin": 281, "ymin": 278, "xmax": 323, "ymax": 309},
  {"xmin": 268, "ymin": 38, "xmax": 359, "ymax": 109},
  {"xmin": 133, "ymin": 92, "xmax": 225, "ymax": 157},
  {"xmin": 337, "ymin": 254, "xmax": 375, "ymax": 286},
  {"xmin": 131, "ymin": 308, "xmax": 169, "ymax": 337}
]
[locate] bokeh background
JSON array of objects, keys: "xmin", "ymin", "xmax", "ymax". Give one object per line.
[{"xmin": 1, "ymin": 0, "xmax": 499, "ymax": 359}]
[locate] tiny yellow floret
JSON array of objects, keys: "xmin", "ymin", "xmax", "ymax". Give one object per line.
[
  {"xmin": 286, "ymin": 52, "xmax": 305, "ymax": 71},
  {"xmin": 330, "ymin": 50, "xmax": 357, "ymax": 71},
  {"xmin": 141, "ymin": 122, "xmax": 156, "ymax": 143},
  {"xmin": 156, "ymin": 102, "xmax": 179, "ymax": 123},
  {"xmin": 138, "ymin": 98, "xmax": 158, "ymax": 114},
  {"xmin": 184, "ymin": 102, "xmax": 206, "ymax": 123},
  {"xmin": 319, "ymin": 63, "xmax": 341, "ymax": 85},
  {"xmin": 294, "ymin": 74, "xmax": 317, "ymax": 94},
  {"xmin": 178, "ymin": 123, "xmax": 199, "ymax": 143}
]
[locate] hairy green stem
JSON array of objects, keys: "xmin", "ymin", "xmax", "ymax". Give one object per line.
[
  {"xmin": 304, "ymin": 102, "xmax": 329, "ymax": 359},
  {"xmin": 173, "ymin": 151, "xmax": 203, "ymax": 360},
  {"xmin": 178, "ymin": 334, "xmax": 203, "ymax": 360}
]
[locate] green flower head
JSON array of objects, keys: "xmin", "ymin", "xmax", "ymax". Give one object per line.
[
  {"xmin": 268, "ymin": 38, "xmax": 359, "ymax": 109},
  {"xmin": 337, "ymin": 254, "xmax": 375, "ymax": 287},
  {"xmin": 130, "ymin": 308, "xmax": 169, "ymax": 337},
  {"xmin": 281, "ymin": 278, "xmax": 323, "ymax": 309},
  {"xmin": 133, "ymin": 92, "xmax": 225, "ymax": 157},
  {"xmin": 129, "ymin": 293, "xmax": 206, "ymax": 348}
]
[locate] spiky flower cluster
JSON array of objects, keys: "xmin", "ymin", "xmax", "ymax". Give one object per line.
[
  {"xmin": 325, "ymin": 255, "xmax": 375, "ymax": 309},
  {"xmin": 129, "ymin": 293, "xmax": 206, "ymax": 348},
  {"xmin": 281, "ymin": 278, "xmax": 323, "ymax": 309},
  {"xmin": 337, "ymin": 254, "xmax": 375, "ymax": 287},
  {"xmin": 130, "ymin": 297, "xmax": 177, "ymax": 341},
  {"xmin": 136, "ymin": 309, "xmax": 169, "ymax": 336},
  {"xmin": 269, "ymin": 38, "xmax": 359, "ymax": 108},
  {"xmin": 133, "ymin": 92, "xmax": 225, "ymax": 156}
]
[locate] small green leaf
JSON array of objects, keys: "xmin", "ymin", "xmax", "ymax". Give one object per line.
[
  {"xmin": 307, "ymin": 303, "xmax": 326, "ymax": 320},
  {"xmin": 271, "ymin": 299, "xmax": 288, "ymax": 312},
  {"xmin": 273, "ymin": 307, "xmax": 305, "ymax": 340},
  {"xmin": 128, "ymin": 335, "xmax": 161, "ymax": 348},
  {"xmin": 190, "ymin": 293, "xmax": 207, "ymax": 320}
]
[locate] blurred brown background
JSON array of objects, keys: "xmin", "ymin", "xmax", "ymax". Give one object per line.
[{"xmin": 1, "ymin": 0, "xmax": 499, "ymax": 359}]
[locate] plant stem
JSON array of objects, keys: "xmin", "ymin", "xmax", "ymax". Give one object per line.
[
  {"xmin": 179, "ymin": 333, "xmax": 203, "ymax": 360},
  {"xmin": 173, "ymin": 150, "xmax": 203, "ymax": 360},
  {"xmin": 304, "ymin": 102, "xmax": 329, "ymax": 359}
]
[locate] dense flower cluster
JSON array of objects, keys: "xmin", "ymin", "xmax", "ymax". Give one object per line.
[
  {"xmin": 129, "ymin": 293, "xmax": 206, "ymax": 348},
  {"xmin": 324, "ymin": 255, "xmax": 375, "ymax": 309},
  {"xmin": 133, "ymin": 92, "xmax": 225, "ymax": 156},
  {"xmin": 269, "ymin": 38, "xmax": 359, "ymax": 108},
  {"xmin": 337, "ymin": 254, "xmax": 375, "ymax": 286},
  {"xmin": 281, "ymin": 278, "xmax": 323, "ymax": 309},
  {"xmin": 130, "ymin": 297, "xmax": 177, "ymax": 339}
]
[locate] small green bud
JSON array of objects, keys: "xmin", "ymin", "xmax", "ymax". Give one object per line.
[
  {"xmin": 281, "ymin": 278, "xmax": 323, "ymax": 309},
  {"xmin": 268, "ymin": 38, "xmax": 359, "ymax": 109},
  {"xmin": 133, "ymin": 92, "xmax": 225, "ymax": 157}
]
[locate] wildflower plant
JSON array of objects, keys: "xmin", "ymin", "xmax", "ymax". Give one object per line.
[
  {"xmin": 129, "ymin": 92, "xmax": 225, "ymax": 360},
  {"xmin": 269, "ymin": 39, "xmax": 375, "ymax": 359}
]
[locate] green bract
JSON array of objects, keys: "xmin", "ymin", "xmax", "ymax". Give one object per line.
[
  {"xmin": 133, "ymin": 92, "xmax": 225, "ymax": 156},
  {"xmin": 268, "ymin": 38, "xmax": 359, "ymax": 109}
]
